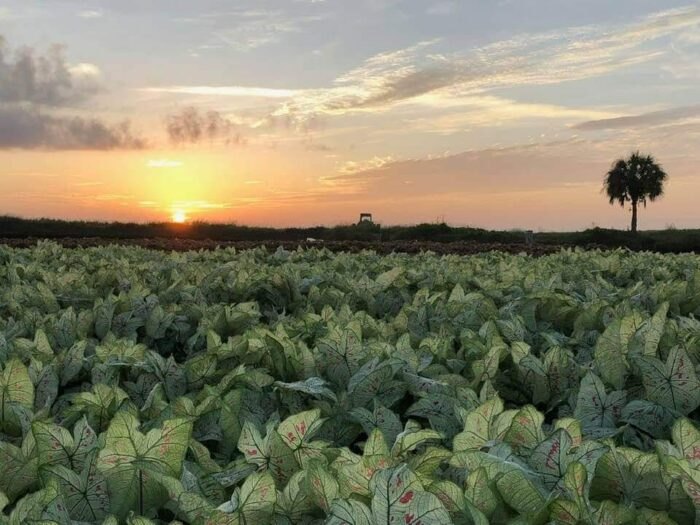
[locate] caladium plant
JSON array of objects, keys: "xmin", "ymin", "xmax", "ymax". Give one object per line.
[{"xmin": 0, "ymin": 242, "xmax": 699, "ymax": 523}]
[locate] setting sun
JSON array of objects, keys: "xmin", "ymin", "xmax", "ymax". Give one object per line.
[{"xmin": 172, "ymin": 209, "xmax": 188, "ymax": 223}]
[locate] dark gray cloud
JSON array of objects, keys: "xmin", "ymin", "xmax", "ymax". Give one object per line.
[
  {"xmin": 0, "ymin": 35, "xmax": 146, "ymax": 150},
  {"xmin": 166, "ymin": 107, "xmax": 245, "ymax": 145},
  {"xmin": 0, "ymin": 105, "xmax": 145, "ymax": 150},
  {"xmin": 0, "ymin": 37, "xmax": 100, "ymax": 106},
  {"xmin": 574, "ymin": 105, "xmax": 700, "ymax": 130}
]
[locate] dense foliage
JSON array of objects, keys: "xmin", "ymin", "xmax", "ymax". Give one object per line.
[{"xmin": 1, "ymin": 242, "xmax": 700, "ymax": 524}]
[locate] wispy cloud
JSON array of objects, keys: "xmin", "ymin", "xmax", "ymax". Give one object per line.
[
  {"xmin": 77, "ymin": 10, "xmax": 103, "ymax": 19},
  {"xmin": 166, "ymin": 107, "xmax": 245, "ymax": 146},
  {"xmin": 289, "ymin": 6, "xmax": 700, "ymax": 116},
  {"xmin": 139, "ymin": 86, "xmax": 299, "ymax": 98},
  {"xmin": 0, "ymin": 105, "xmax": 145, "ymax": 150},
  {"xmin": 147, "ymin": 159, "xmax": 184, "ymax": 168},
  {"xmin": 574, "ymin": 105, "xmax": 700, "ymax": 130},
  {"xmin": 159, "ymin": 6, "xmax": 698, "ymax": 138},
  {"xmin": 336, "ymin": 155, "xmax": 397, "ymax": 174},
  {"xmin": 179, "ymin": 8, "xmax": 327, "ymax": 51}
]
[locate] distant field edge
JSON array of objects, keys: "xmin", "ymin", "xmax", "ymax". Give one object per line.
[{"xmin": 0, "ymin": 216, "xmax": 699, "ymax": 253}]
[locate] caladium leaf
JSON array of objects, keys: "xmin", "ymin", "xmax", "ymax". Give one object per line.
[
  {"xmin": 635, "ymin": 346, "xmax": 700, "ymax": 415},
  {"xmin": 32, "ymin": 362, "xmax": 58, "ymax": 412},
  {"xmin": 630, "ymin": 302, "xmax": 669, "ymax": 358},
  {"xmin": 347, "ymin": 358, "xmax": 404, "ymax": 409},
  {"xmin": 327, "ymin": 499, "xmax": 373, "ymax": 525},
  {"xmin": 43, "ymin": 451, "xmax": 109, "ymax": 522},
  {"xmin": 33, "ymin": 416, "xmax": 97, "ymax": 472},
  {"xmin": 594, "ymin": 313, "xmax": 643, "ymax": 389},
  {"xmin": 670, "ymin": 418, "xmax": 700, "ymax": 465},
  {"xmin": 451, "ymin": 443, "xmax": 532, "ymax": 480},
  {"xmin": 208, "ymin": 471, "xmax": 276, "ymax": 525},
  {"xmin": 591, "ymin": 445, "xmax": 669, "ymax": 511},
  {"xmin": 67, "ymin": 383, "xmax": 132, "ymax": 432},
  {"xmin": 5, "ymin": 482, "xmax": 70, "ymax": 525},
  {"xmin": 237, "ymin": 420, "xmax": 298, "ymax": 486},
  {"xmin": 621, "ymin": 400, "xmax": 678, "ymax": 440},
  {"xmin": 453, "ymin": 397, "xmax": 503, "ymax": 452},
  {"xmin": 97, "ymin": 412, "xmax": 192, "ymax": 519},
  {"xmin": 495, "ymin": 469, "xmax": 547, "ymax": 519},
  {"xmin": 369, "ymin": 464, "xmax": 452, "ymax": 525},
  {"xmin": 275, "ymin": 470, "xmax": 314, "ymax": 522},
  {"xmin": 574, "ymin": 372, "xmax": 626, "ymax": 438},
  {"xmin": 0, "ymin": 436, "xmax": 38, "ymax": 503},
  {"xmin": 350, "ymin": 401, "xmax": 403, "ymax": 447},
  {"xmin": 464, "ymin": 466, "xmax": 499, "ymax": 519},
  {"xmin": 274, "ymin": 377, "xmax": 337, "ymax": 402},
  {"xmin": 278, "ymin": 409, "xmax": 326, "ymax": 466},
  {"xmin": 503, "ymin": 405, "xmax": 545, "ymax": 454},
  {"xmin": 528, "ymin": 429, "xmax": 607, "ymax": 491},
  {"xmin": 593, "ymin": 500, "xmax": 637, "ymax": 525},
  {"xmin": 392, "ymin": 427, "xmax": 442, "ymax": 458},
  {"xmin": 304, "ymin": 460, "xmax": 339, "ymax": 512},
  {"xmin": 317, "ymin": 323, "xmax": 364, "ymax": 387},
  {"xmin": 0, "ymin": 359, "xmax": 34, "ymax": 436}
]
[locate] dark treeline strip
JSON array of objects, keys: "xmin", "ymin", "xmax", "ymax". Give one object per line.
[{"xmin": 1, "ymin": 215, "xmax": 699, "ymax": 253}]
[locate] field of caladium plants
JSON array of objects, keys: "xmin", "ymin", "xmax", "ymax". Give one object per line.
[{"xmin": 1, "ymin": 242, "xmax": 700, "ymax": 525}]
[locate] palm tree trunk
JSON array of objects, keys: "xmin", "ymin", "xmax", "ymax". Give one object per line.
[{"xmin": 631, "ymin": 200, "xmax": 638, "ymax": 233}]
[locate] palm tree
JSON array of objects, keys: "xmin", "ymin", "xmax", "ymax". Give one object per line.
[{"xmin": 604, "ymin": 152, "xmax": 667, "ymax": 233}]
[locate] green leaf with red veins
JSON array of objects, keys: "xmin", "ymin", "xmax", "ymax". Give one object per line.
[
  {"xmin": 277, "ymin": 409, "xmax": 326, "ymax": 466},
  {"xmin": 235, "ymin": 471, "xmax": 276, "ymax": 524},
  {"xmin": 392, "ymin": 428, "xmax": 442, "ymax": 458},
  {"xmin": 0, "ymin": 436, "xmax": 38, "ymax": 503},
  {"xmin": 276, "ymin": 470, "xmax": 314, "ymax": 522},
  {"xmin": 267, "ymin": 431, "xmax": 299, "ymax": 486},
  {"xmin": 591, "ymin": 446, "xmax": 669, "ymax": 510},
  {"xmin": 503, "ymin": 405, "xmax": 545, "ymax": 454},
  {"xmin": 43, "ymin": 451, "xmax": 109, "ymax": 522},
  {"xmin": 5, "ymin": 482, "xmax": 70, "ymax": 525},
  {"xmin": 327, "ymin": 499, "xmax": 373, "ymax": 525},
  {"xmin": 351, "ymin": 401, "xmax": 402, "ymax": 446},
  {"xmin": 671, "ymin": 418, "xmax": 700, "ymax": 465},
  {"xmin": 594, "ymin": 313, "xmax": 643, "ymax": 389},
  {"xmin": 97, "ymin": 412, "xmax": 191, "ymax": 519},
  {"xmin": 0, "ymin": 359, "xmax": 34, "ymax": 436},
  {"xmin": 554, "ymin": 419, "xmax": 582, "ymax": 447},
  {"xmin": 527, "ymin": 429, "xmax": 572, "ymax": 490},
  {"xmin": 574, "ymin": 372, "xmax": 627, "ymax": 438},
  {"xmin": 636, "ymin": 346, "xmax": 700, "ymax": 415},
  {"xmin": 369, "ymin": 464, "xmax": 451, "ymax": 525},
  {"xmin": 453, "ymin": 397, "xmax": 503, "ymax": 452},
  {"xmin": 451, "ymin": 443, "xmax": 532, "ymax": 480},
  {"xmin": 317, "ymin": 323, "xmax": 364, "ymax": 388},
  {"xmin": 548, "ymin": 499, "xmax": 581, "ymax": 525},
  {"xmin": 593, "ymin": 500, "xmax": 637, "ymax": 525},
  {"xmin": 304, "ymin": 461, "xmax": 339, "ymax": 512},
  {"xmin": 237, "ymin": 421, "xmax": 269, "ymax": 468},
  {"xmin": 428, "ymin": 480, "xmax": 465, "ymax": 514},
  {"xmin": 495, "ymin": 469, "xmax": 547, "ymax": 519},
  {"xmin": 464, "ymin": 467, "xmax": 499, "ymax": 518},
  {"xmin": 33, "ymin": 416, "xmax": 97, "ymax": 472}
]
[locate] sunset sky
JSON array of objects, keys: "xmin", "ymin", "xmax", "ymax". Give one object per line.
[{"xmin": 1, "ymin": 1, "xmax": 699, "ymax": 230}]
